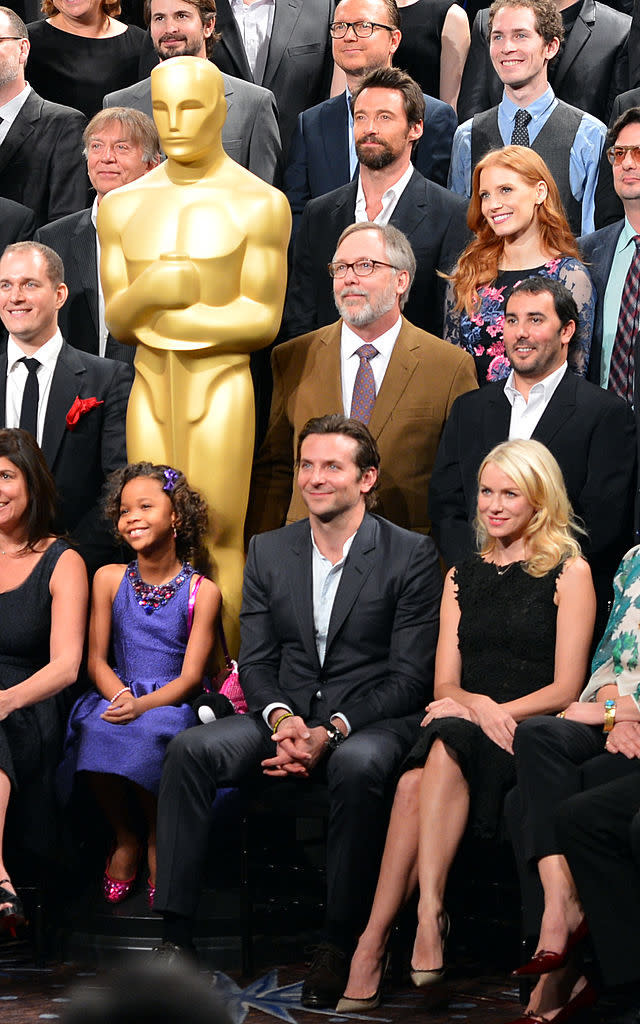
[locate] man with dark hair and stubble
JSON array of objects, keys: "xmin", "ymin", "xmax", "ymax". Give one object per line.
[{"xmin": 153, "ymin": 411, "xmax": 443, "ymax": 1011}]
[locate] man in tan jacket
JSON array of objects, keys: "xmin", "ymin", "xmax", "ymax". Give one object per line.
[{"xmin": 246, "ymin": 222, "xmax": 477, "ymax": 540}]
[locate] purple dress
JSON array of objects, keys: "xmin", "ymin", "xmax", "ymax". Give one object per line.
[{"xmin": 59, "ymin": 561, "xmax": 198, "ymax": 797}]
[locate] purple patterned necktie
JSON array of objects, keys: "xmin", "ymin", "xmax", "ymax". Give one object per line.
[
  {"xmin": 350, "ymin": 343, "xmax": 379, "ymax": 424},
  {"xmin": 609, "ymin": 235, "xmax": 640, "ymax": 405}
]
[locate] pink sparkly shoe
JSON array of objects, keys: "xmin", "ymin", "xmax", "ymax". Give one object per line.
[
  {"xmin": 147, "ymin": 879, "xmax": 156, "ymax": 909},
  {"xmin": 103, "ymin": 856, "xmax": 138, "ymax": 904}
]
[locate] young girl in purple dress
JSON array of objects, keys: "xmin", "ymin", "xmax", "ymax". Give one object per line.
[{"xmin": 59, "ymin": 462, "xmax": 221, "ymax": 906}]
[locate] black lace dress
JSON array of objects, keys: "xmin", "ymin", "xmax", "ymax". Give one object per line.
[{"xmin": 403, "ymin": 555, "xmax": 561, "ymax": 837}]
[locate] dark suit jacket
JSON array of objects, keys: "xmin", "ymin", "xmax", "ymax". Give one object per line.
[
  {"xmin": 283, "ymin": 169, "xmax": 470, "ymax": 341},
  {"xmin": 209, "ymin": 0, "xmax": 333, "ymax": 160},
  {"xmin": 283, "ymin": 91, "xmax": 458, "ymax": 234},
  {"xmin": 0, "ymin": 90, "xmax": 88, "ymax": 228},
  {"xmin": 579, "ymin": 220, "xmax": 623, "ymax": 389},
  {"xmin": 457, "ymin": 0, "xmax": 631, "ymax": 125},
  {"xmin": 428, "ymin": 370, "xmax": 636, "ymax": 589},
  {"xmin": 104, "ymin": 71, "xmax": 283, "ymax": 186},
  {"xmin": 0, "ymin": 341, "xmax": 133, "ymax": 573},
  {"xmin": 34, "ymin": 209, "xmax": 135, "ymax": 365},
  {"xmin": 0, "ymin": 197, "xmax": 35, "ymax": 247},
  {"xmin": 594, "ymin": 88, "xmax": 638, "ymax": 229},
  {"xmin": 247, "ymin": 317, "xmax": 478, "ymax": 539},
  {"xmin": 240, "ymin": 513, "xmax": 442, "ymax": 731}
]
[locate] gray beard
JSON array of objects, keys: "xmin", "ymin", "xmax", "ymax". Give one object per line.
[{"xmin": 334, "ymin": 285, "xmax": 397, "ymax": 327}]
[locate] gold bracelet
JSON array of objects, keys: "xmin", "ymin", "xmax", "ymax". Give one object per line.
[
  {"xmin": 272, "ymin": 711, "xmax": 293, "ymax": 735},
  {"xmin": 603, "ymin": 699, "xmax": 616, "ymax": 733}
]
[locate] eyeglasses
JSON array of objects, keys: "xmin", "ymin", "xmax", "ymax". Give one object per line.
[
  {"xmin": 329, "ymin": 20, "xmax": 395, "ymax": 38},
  {"xmin": 327, "ymin": 258, "xmax": 396, "ymax": 278},
  {"xmin": 607, "ymin": 145, "xmax": 640, "ymax": 166}
]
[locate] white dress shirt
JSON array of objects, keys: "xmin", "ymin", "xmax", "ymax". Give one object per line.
[
  {"xmin": 504, "ymin": 362, "xmax": 568, "ymax": 439},
  {"xmin": 229, "ymin": 0, "xmax": 275, "ymax": 85},
  {"xmin": 340, "ymin": 317, "xmax": 401, "ymax": 415},
  {"xmin": 0, "ymin": 83, "xmax": 31, "ymax": 147},
  {"xmin": 5, "ymin": 329, "xmax": 64, "ymax": 446},
  {"xmin": 354, "ymin": 161, "xmax": 414, "ymax": 224},
  {"xmin": 90, "ymin": 196, "xmax": 109, "ymax": 358}
]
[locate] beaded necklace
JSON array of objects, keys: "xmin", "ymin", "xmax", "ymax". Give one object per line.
[{"xmin": 126, "ymin": 560, "xmax": 192, "ymax": 614}]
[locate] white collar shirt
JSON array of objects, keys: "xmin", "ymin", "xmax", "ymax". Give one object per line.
[
  {"xmin": 340, "ymin": 316, "xmax": 401, "ymax": 415},
  {"xmin": 5, "ymin": 329, "xmax": 64, "ymax": 446},
  {"xmin": 505, "ymin": 362, "xmax": 568, "ymax": 439},
  {"xmin": 354, "ymin": 161, "xmax": 414, "ymax": 224},
  {"xmin": 229, "ymin": 0, "xmax": 275, "ymax": 85}
]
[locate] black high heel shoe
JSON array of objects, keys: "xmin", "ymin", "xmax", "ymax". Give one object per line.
[{"xmin": 0, "ymin": 878, "xmax": 25, "ymax": 936}]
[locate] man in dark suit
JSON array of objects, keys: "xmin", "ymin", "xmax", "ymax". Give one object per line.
[
  {"xmin": 104, "ymin": 0, "xmax": 282, "ymax": 186},
  {"xmin": 208, "ymin": 0, "xmax": 334, "ymax": 159},
  {"xmin": 248, "ymin": 222, "xmax": 477, "ymax": 540},
  {"xmin": 429, "ymin": 276, "xmax": 635, "ymax": 630},
  {"xmin": 0, "ymin": 198, "xmax": 35, "ymax": 249},
  {"xmin": 0, "ymin": 242, "xmax": 132, "ymax": 575},
  {"xmin": 283, "ymin": 0, "xmax": 457, "ymax": 232},
  {"xmin": 154, "ymin": 413, "xmax": 442, "ymax": 1008},
  {"xmin": 0, "ymin": 7, "xmax": 87, "ymax": 228},
  {"xmin": 456, "ymin": 0, "xmax": 630, "ymax": 126},
  {"xmin": 594, "ymin": 92, "xmax": 640, "ymax": 228},
  {"xmin": 35, "ymin": 108, "xmax": 162, "ymax": 365},
  {"xmin": 283, "ymin": 67, "xmax": 469, "ymax": 341}
]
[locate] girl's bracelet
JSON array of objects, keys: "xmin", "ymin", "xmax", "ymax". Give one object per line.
[{"xmin": 109, "ymin": 686, "xmax": 131, "ymax": 705}]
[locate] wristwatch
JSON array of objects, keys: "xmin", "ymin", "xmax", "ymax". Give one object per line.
[{"xmin": 323, "ymin": 720, "xmax": 346, "ymax": 751}]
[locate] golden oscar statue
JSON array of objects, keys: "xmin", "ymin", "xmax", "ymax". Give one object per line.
[{"xmin": 98, "ymin": 56, "xmax": 291, "ymax": 653}]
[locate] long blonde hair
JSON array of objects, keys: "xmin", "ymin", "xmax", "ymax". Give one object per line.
[
  {"xmin": 474, "ymin": 439, "xmax": 583, "ymax": 577},
  {"xmin": 449, "ymin": 147, "xmax": 581, "ymax": 315}
]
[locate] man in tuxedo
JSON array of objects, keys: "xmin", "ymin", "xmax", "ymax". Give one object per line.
[
  {"xmin": 0, "ymin": 242, "xmax": 132, "ymax": 575},
  {"xmin": 283, "ymin": 0, "xmax": 457, "ymax": 233},
  {"xmin": 208, "ymin": 0, "xmax": 334, "ymax": 159},
  {"xmin": 283, "ymin": 67, "xmax": 469, "ymax": 341},
  {"xmin": 35, "ymin": 109, "xmax": 162, "ymax": 365},
  {"xmin": 0, "ymin": 7, "xmax": 87, "ymax": 228},
  {"xmin": 457, "ymin": 0, "xmax": 631, "ymax": 127},
  {"xmin": 103, "ymin": 0, "xmax": 282, "ymax": 185},
  {"xmin": 448, "ymin": 0, "xmax": 605, "ymax": 236},
  {"xmin": 154, "ymin": 413, "xmax": 442, "ymax": 1008},
  {"xmin": 429, "ymin": 276, "xmax": 635, "ymax": 632},
  {"xmin": 247, "ymin": 222, "xmax": 477, "ymax": 540}
]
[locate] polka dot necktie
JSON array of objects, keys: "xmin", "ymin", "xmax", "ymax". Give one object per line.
[
  {"xmin": 19, "ymin": 357, "xmax": 41, "ymax": 438},
  {"xmin": 608, "ymin": 235, "xmax": 640, "ymax": 406},
  {"xmin": 511, "ymin": 109, "xmax": 532, "ymax": 147},
  {"xmin": 350, "ymin": 344, "xmax": 379, "ymax": 424}
]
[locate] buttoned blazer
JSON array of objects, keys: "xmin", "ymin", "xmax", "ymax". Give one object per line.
[
  {"xmin": 0, "ymin": 90, "xmax": 88, "ymax": 228},
  {"xmin": 104, "ymin": 72, "xmax": 283, "ymax": 185},
  {"xmin": 0, "ymin": 341, "xmax": 132, "ymax": 572},
  {"xmin": 283, "ymin": 168, "xmax": 470, "ymax": 341},
  {"xmin": 246, "ymin": 316, "xmax": 478, "ymax": 540},
  {"xmin": 34, "ymin": 209, "xmax": 135, "ymax": 365},
  {"xmin": 283, "ymin": 91, "xmax": 458, "ymax": 233},
  {"xmin": 457, "ymin": 0, "xmax": 631, "ymax": 125},
  {"xmin": 428, "ymin": 369, "xmax": 636, "ymax": 574},
  {"xmin": 240, "ymin": 512, "xmax": 442, "ymax": 731},
  {"xmin": 209, "ymin": 0, "xmax": 333, "ymax": 159}
]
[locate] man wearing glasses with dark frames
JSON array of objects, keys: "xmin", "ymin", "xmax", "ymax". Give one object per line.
[
  {"xmin": 246, "ymin": 220, "xmax": 477, "ymax": 541},
  {"xmin": 283, "ymin": 0, "xmax": 457, "ymax": 234},
  {"xmin": 582, "ymin": 106, "xmax": 640, "ymax": 482}
]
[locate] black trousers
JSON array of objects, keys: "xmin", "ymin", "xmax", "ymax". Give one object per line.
[
  {"xmin": 507, "ymin": 716, "xmax": 635, "ymax": 938},
  {"xmin": 557, "ymin": 768, "xmax": 640, "ymax": 988},
  {"xmin": 154, "ymin": 711, "xmax": 419, "ymax": 947}
]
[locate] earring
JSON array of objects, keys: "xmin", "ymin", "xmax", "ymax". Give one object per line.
[{"xmin": 172, "ymin": 526, "xmax": 177, "ymax": 539}]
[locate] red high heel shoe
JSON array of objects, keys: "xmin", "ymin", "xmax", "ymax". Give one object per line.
[
  {"xmin": 503, "ymin": 979, "xmax": 597, "ymax": 1024},
  {"xmin": 512, "ymin": 918, "xmax": 589, "ymax": 977},
  {"xmin": 103, "ymin": 853, "xmax": 139, "ymax": 904}
]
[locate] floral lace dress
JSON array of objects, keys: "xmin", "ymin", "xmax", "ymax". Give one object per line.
[{"xmin": 443, "ymin": 256, "xmax": 596, "ymax": 385}]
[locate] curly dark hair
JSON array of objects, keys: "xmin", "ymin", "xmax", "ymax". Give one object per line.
[
  {"xmin": 104, "ymin": 462, "xmax": 208, "ymax": 564},
  {"xmin": 0, "ymin": 428, "xmax": 59, "ymax": 550}
]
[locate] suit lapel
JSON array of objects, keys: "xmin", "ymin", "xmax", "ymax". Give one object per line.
[
  {"xmin": 214, "ymin": 0, "xmax": 254, "ymax": 81},
  {"xmin": 553, "ymin": 0, "xmax": 593, "ymax": 92},
  {"xmin": 325, "ymin": 515, "xmax": 377, "ymax": 653},
  {"xmin": 73, "ymin": 211, "xmax": 99, "ymax": 335},
  {"xmin": 263, "ymin": 0, "xmax": 302, "ymax": 88},
  {"xmin": 0, "ymin": 92, "xmax": 38, "ymax": 177},
  {"xmin": 485, "ymin": 384, "xmax": 512, "ymax": 449},
  {"xmin": 319, "ymin": 98, "xmax": 350, "ymax": 189},
  {"xmin": 316, "ymin": 322, "xmax": 345, "ymax": 413},
  {"xmin": 532, "ymin": 369, "xmax": 577, "ymax": 447},
  {"xmin": 41, "ymin": 343, "xmax": 86, "ymax": 468},
  {"xmin": 368, "ymin": 320, "xmax": 418, "ymax": 438},
  {"xmin": 389, "ymin": 171, "xmax": 429, "ymax": 240},
  {"xmin": 288, "ymin": 524, "xmax": 320, "ymax": 669}
]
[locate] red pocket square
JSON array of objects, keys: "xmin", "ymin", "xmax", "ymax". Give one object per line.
[{"xmin": 66, "ymin": 395, "xmax": 104, "ymax": 431}]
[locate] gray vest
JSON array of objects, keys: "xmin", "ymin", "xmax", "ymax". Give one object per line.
[{"xmin": 470, "ymin": 101, "xmax": 584, "ymax": 236}]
